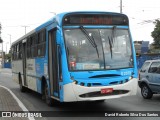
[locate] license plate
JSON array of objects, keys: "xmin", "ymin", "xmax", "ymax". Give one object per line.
[{"xmin": 101, "ymin": 88, "xmax": 113, "ymax": 94}]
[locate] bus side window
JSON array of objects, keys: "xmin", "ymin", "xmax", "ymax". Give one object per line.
[
  {"xmin": 27, "ymin": 37, "xmax": 31, "ymax": 58},
  {"xmin": 25, "ymin": 33, "xmax": 38, "ymax": 58},
  {"xmin": 17, "ymin": 42, "xmax": 21, "ymax": 60},
  {"xmin": 14, "ymin": 45, "xmax": 17, "ymax": 60},
  {"xmin": 30, "ymin": 33, "xmax": 37, "ymax": 58},
  {"xmin": 16, "ymin": 44, "xmax": 19, "ymax": 60},
  {"xmin": 12, "ymin": 45, "xmax": 15, "ymax": 60},
  {"xmin": 30, "ymin": 36, "xmax": 33, "ymax": 58},
  {"xmin": 34, "ymin": 34, "xmax": 38, "ymax": 57},
  {"xmin": 19, "ymin": 42, "xmax": 22, "ymax": 59},
  {"xmin": 37, "ymin": 29, "xmax": 46, "ymax": 57}
]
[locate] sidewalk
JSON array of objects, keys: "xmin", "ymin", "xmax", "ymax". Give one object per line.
[
  {"xmin": 0, "ymin": 68, "xmax": 28, "ymax": 120},
  {"xmin": 0, "ymin": 86, "xmax": 22, "ymax": 111},
  {"xmin": 0, "ymin": 68, "xmax": 12, "ymax": 74},
  {"xmin": 0, "ymin": 86, "xmax": 29, "ymax": 120}
]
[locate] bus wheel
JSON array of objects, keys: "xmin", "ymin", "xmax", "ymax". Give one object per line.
[
  {"xmin": 44, "ymin": 82, "xmax": 54, "ymax": 106},
  {"xmin": 19, "ymin": 75, "xmax": 26, "ymax": 92},
  {"xmin": 96, "ymin": 100, "xmax": 105, "ymax": 103}
]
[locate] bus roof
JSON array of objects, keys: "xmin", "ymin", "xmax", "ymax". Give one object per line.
[{"xmin": 12, "ymin": 11, "xmax": 128, "ymax": 46}]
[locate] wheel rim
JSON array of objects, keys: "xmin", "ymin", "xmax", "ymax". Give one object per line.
[{"xmin": 142, "ymin": 86, "xmax": 148, "ymax": 97}]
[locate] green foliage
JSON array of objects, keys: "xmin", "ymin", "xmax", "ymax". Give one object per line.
[
  {"xmin": 0, "ymin": 23, "xmax": 2, "ymax": 43},
  {"xmin": 151, "ymin": 20, "xmax": 160, "ymax": 49},
  {"xmin": 5, "ymin": 53, "xmax": 11, "ymax": 62},
  {"xmin": 0, "ymin": 37, "xmax": 3, "ymax": 43},
  {"xmin": 0, "ymin": 23, "xmax": 1, "ymax": 34}
]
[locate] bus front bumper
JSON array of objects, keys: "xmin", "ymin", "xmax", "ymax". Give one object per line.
[{"xmin": 63, "ymin": 78, "xmax": 138, "ymax": 102}]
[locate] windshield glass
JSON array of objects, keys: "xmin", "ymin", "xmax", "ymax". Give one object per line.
[{"xmin": 64, "ymin": 28, "xmax": 133, "ymax": 71}]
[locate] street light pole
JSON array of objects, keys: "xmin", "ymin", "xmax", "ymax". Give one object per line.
[
  {"xmin": 6, "ymin": 42, "xmax": 8, "ymax": 54},
  {"xmin": 0, "ymin": 23, "xmax": 3, "ymax": 68},
  {"xmin": 0, "ymin": 39, "xmax": 4, "ymax": 68},
  {"xmin": 120, "ymin": 0, "xmax": 122, "ymax": 13},
  {"xmin": 21, "ymin": 26, "xmax": 29, "ymax": 34},
  {"xmin": 8, "ymin": 34, "xmax": 11, "ymax": 48},
  {"xmin": 2, "ymin": 41, "xmax": 3, "ymax": 68}
]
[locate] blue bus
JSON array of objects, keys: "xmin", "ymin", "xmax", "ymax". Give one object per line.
[{"xmin": 11, "ymin": 11, "xmax": 138, "ymax": 106}]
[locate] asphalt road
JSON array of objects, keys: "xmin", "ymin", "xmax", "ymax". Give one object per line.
[{"xmin": 0, "ymin": 69, "xmax": 160, "ymax": 120}]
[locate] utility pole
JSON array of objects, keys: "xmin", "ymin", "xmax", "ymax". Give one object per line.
[
  {"xmin": 1, "ymin": 41, "xmax": 3, "ymax": 68},
  {"xmin": 120, "ymin": 0, "xmax": 122, "ymax": 13},
  {"xmin": 8, "ymin": 34, "xmax": 11, "ymax": 48},
  {"xmin": 6, "ymin": 42, "xmax": 8, "ymax": 54},
  {"xmin": 21, "ymin": 26, "xmax": 29, "ymax": 34},
  {"xmin": 0, "ymin": 23, "xmax": 4, "ymax": 68}
]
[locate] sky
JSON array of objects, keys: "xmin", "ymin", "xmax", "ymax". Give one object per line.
[{"xmin": 0, "ymin": 0, "xmax": 160, "ymax": 53}]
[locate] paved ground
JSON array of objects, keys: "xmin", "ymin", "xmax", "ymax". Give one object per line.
[
  {"xmin": 0, "ymin": 86, "xmax": 22, "ymax": 111},
  {"xmin": 0, "ymin": 68, "xmax": 29, "ymax": 120}
]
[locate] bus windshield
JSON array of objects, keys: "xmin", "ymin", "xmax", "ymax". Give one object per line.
[{"xmin": 64, "ymin": 28, "xmax": 133, "ymax": 71}]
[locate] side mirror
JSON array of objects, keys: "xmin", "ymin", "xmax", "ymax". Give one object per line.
[{"xmin": 140, "ymin": 69, "xmax": 146, "ymax": 72}]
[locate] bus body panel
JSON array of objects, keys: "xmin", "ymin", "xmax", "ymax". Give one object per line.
[
  {"xmin": 63, "ymin": 78, "xmax": 137, "ymax": 102},
  {"xmin": 26, "ymin": 59, "xmax": 39, "ymax": 91},
  {"xmin": 129, "ymin": 29, "xmax": 138, "ymax": 77},
  {"xmin": 12, "ymin": 60, "xmax": 23, "ymax": 84},
  {"xmin": 67, "ymin": 68, "xmax": 135, "ymax": 84},
  {"xmin": 11, "ymin": 11, "xmax": 138, "ymax": 104}
]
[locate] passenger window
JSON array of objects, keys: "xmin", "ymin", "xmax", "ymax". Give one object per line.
[
  {"xmin": 148, "ymin": 62, "xmax": 160, "ymax": 73},
  {"xmin": 140, "ymin": 62, "xmax": 150, "ymax": 72},
  {"xmin": 37, "ymin": 29, "xmax": 46, "ymax": 57},
  {"xmin": 30, "ymin": 34, "xmax": 37, "ymax": 58},
  {"xmin": 156, "ymin": 66, "xmax": 160, "ymax": 74},
  {"xmin": 27, "ymin": 37, "xmax": 31, "ymax": 58},
  {"xmin": 27, "ymin": 33, "xmax": 37, "ymax": 58},
  {"xmin": 18, "ymin": 42, "xmax": 22, "ymax": 59}
]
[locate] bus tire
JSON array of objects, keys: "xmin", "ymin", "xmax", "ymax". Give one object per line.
[
  {"xmin": 44, "ymin": 82, "xmax": 54, "ymax": 106},
  {"xmin": 19, "ymin": 74, "xmax": 26, "ymax": 92},
  {"xmin": 96, "ymin": 100, "xmax": 105, "ymax": 103}
]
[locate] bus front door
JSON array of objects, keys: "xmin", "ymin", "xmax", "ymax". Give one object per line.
[{"xmin": 48, "ymin": 29, "xmax": 60, "ymax": 99}]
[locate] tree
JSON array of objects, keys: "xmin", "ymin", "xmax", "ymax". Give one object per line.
[
  {"xmin": 0, "ymin": 37, "xmax": 2, "ymax": 43},
  {"xmin": 0, "ymin": 23, "xmax": 1, "ymax": 34},
  {"xmin": 151, "ymin": 20, "xmax": 160, "ymax": 49},
  {"xmin": 5, "ymin": 53, "xmax": 11, "ymax": 62},
  {"xmin": 0, "ymin": 23, "xmax": 2, "ymax": 43}
]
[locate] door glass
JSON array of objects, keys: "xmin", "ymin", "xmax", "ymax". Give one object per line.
[
  {"xmin": 140, "ymin": 62, "xmax": 150, "ymax": 72},
  {"xmin": 148, "ymin": 62, "xmax": 160, "ymax": 73}
]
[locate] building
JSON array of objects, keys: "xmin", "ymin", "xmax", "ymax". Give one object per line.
[
  {"xmin": 134, "ymin": 41, "xmax": 160, "ymax": 69},
  {"xmin": 134, "ymin": 41, "xmax": 149, "ymax": 54},
  {"xmin": 0, "ymin": 51, "xmax": 5, "ymax": 66}
]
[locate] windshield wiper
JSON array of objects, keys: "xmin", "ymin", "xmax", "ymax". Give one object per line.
[
  {"xmin": 108, "ymin": 26, "xmax": 117, "ymax": 59},
  {"xmin": 111, "ymin": 26, "xmax": 117, "ymax": 45},
  {"xmin": 108, "ymin": 36, "xmax": 113, "ymax": 58},
  {"xmin": 79, "ymin": 26, "xmax": 99, "ymax": 58}
]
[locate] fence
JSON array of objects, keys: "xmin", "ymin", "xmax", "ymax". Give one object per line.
[
  {"xmin": 3, "ymin": 62, "xmax": 11, "ymax": 68},
  {"xmin": 136, "ymin": 54, "xmax": 160, "ymax": 69}
]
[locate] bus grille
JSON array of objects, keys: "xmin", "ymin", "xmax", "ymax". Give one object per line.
[{"xmin": 79, "ymin": 90, "xmax": 129, "ymax": 98}]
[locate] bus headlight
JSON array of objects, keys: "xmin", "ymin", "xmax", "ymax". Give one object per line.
[
  {"xmin": 129, "ymin": 76, "xmax": 133, "ymax": 80},
  {"xmin": 73, "ymin": 80, "xmax": 78, "ymax": 84}
]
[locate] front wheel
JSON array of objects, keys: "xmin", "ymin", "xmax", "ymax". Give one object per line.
[
  {"xmin": 44, "ymin": 83, "xmax": 54, "ymax": 106},
  {"xmin": 141, "ymin": 84, "xmax": 153, "ymax": 99}
]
